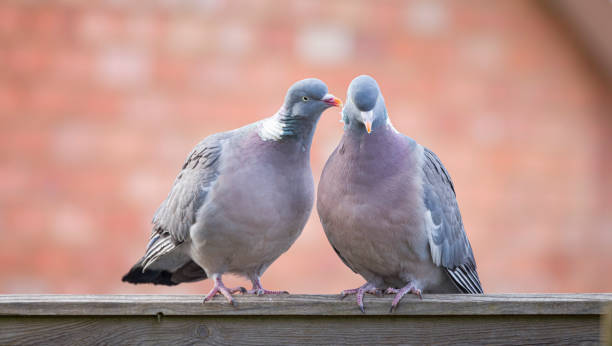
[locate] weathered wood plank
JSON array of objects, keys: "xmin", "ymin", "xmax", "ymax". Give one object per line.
[
  {"xmin": 0, "ymin": 315, "xmax": 600, "ymax": 345},
  {"xmin": 603, "ymin": 303, "xmax": 612, "ymax": 346},
  {"xmin": 1, "ymin": 294, "xmax": 611, "ymax": 316},
  {"xmin": 1, "ymin": 295, "xmax": 608, "ymax": 345}
]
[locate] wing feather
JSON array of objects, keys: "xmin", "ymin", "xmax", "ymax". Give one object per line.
[
  {"xmin": 421, "ymin": 147, "xmax": 483, "ymax": 294},
  {"xmin": 139, "ymin": 135, "xmax": 225, "ymax": 269}
]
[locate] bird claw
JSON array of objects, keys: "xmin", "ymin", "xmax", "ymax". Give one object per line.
[
  {"xmin": 340, "ymin": 287, "xmax": 360, "ymax": 299},
  {"xmin": 388, "ymin": 283, "xmax": 422, "ymax": 313},
  {"xmin": 247, "ymin": 288, "xmax": 289, "ymax": 296},
  {"xmin": 340, "ymin": 283, "xmax": 380, "ymax": 313},
  {"xmin": 202, "ymin": 275, "xmax": 244, "ymax": 305},
  {"xmin": 384, "ymin": 288, "xmax": 398, "ymax": 295},
  {"xmin": 247, "ymin": 276, "xmax": 288, "ymax": 296},
  {"xmin": 341, "ymin": 286, "xmax": 380, "ymax": 297}
]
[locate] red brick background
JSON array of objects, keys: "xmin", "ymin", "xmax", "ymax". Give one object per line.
[{"xmin": 1, "ymin": 0, "xmax": 611, "ymax": 294}]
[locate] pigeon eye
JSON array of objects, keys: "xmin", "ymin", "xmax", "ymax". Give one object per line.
[{"xmin": 302, "ymin": 96, "xmax": 309, "ymax": 102}]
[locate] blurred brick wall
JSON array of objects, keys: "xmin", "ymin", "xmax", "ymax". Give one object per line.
[{"xmin": 0, "ymin": 0, "xmax": 610, "ymax": 294}]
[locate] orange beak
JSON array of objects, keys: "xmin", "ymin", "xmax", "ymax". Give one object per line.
[
  {"xmin": 322, "ymin": 94, "xmax": 343, "ymax": 107},
  {"xmin": 362, "ymin": 111, "xmax": 373, "ymax": 134},
  {"xmin": 364, "ymin": 121, "xmax": 372, "ymax": 134}
]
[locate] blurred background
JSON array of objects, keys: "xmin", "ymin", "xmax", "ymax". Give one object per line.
[{"xmin": 1, "ymin": 0, "xmax": 611, "ymax": 295}]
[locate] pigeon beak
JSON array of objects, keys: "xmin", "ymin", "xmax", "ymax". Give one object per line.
[
  {"xmin": 361, "ymin": 110, "xmax": 373, "ymax": 134},
  {"xmin": 322, "ymin": 94, "xmax": 343, "ymax": 108}
]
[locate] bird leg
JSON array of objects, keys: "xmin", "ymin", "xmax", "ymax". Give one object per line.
[
  {"xmin": 247, "ymin": 276, "xmax": 289, "ymax": 296},
  {"xmin": 385, "ymin": 283, "xmax": 422, "ymax": 312},
  {"xmin": 340, "ymin": 282, "xmax": 382, "ymax": 313},
  {"xmin": 203, "ymin": 274, "xmax": 246, "ymax": 305}
]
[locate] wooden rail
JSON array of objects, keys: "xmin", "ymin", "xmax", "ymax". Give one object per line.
[{"xmin": 1, "ymin": 294, "xmax": 611, "ymax": 345}]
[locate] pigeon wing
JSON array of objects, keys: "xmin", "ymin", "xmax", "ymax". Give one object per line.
[
  {"xmin": 141, "ymin": 135, "xmax": 224, "ymax": 270},
  {"xmin": 421, "ymin": 147, "xmax": 483, "ymax": 294}
]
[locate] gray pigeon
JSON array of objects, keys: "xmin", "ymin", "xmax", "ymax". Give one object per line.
[
  {"xmin": 123, "ymin": 78, "xmax": 342, "ymax": 305},
  {"xmin": 317, "ymin": 75, "xmax": 482, "ymax": 313}
]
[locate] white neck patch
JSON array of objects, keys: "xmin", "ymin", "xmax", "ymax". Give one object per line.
[{"xmin": 258, "ymin": 112, "xmax": 290, "ymax": 141}]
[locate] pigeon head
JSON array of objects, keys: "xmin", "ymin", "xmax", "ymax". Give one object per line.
[
  {"xmin": 282, "ymin": 78, "xmax": 342, "ymax": 119},
  {"xmin": 260, "ymin": 78, "xmax": 342, "ymax": 142},
  {"xmin": 342, "ymin": 75, "xmax": 388, "ymax": 134}
]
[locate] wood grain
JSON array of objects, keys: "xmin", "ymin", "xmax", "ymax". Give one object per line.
[
  {"xmin": 603, "ymin": 303, "xmax": 612, "ymax": 346},
  {"xmin": 0, "ymin": 315, "xmax": 600, "ymax": 346},
  {"xmin": 1, "ymin": 294, "xmax": 609, "ymax": 345},
  {"xmin": 1, "ymin": 293, "xmax": 611, "ymax": 316}
]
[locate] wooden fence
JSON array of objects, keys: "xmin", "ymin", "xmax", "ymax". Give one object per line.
[{"xmin": 1, "ymin": 294, "xmax": 612, "ymax": 345}]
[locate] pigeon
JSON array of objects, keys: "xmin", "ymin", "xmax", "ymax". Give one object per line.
[
  {"xmin": 123, "ymin": 78, "xmax": 342, "ymax": 305},
  {"xmin": 317, "ymin": 75, "xmax": 482, "ymax": 313}
]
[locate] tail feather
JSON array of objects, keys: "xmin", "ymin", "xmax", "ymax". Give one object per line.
[
  {"xmin": 141, "ymin": 236, "xmax": 176, "ymax": 271},
  {"xmin": 122, "ymin": 260, "xmax": 207, "ymax": 286},
  {"xmin": 121, "ymin": 260, "xmax": 178, "ymax": 286}
]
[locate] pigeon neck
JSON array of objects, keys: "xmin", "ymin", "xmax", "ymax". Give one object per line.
[{"xmin": 258, "ymin": 109, "xmax": 319, "ymax": 147}]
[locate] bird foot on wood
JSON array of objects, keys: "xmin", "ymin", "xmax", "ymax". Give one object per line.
[
  {"xmin": 247, "ymin": 276, "xmax": 288, "ymax": 296},
  {"xmin": 203, "ymin": 275, "xmax": 246, "ymax": 305},
  {"xmin": 386, "ymin": 283, "xmax": 422, "ymax": 312},
  {"xmin": 340, "ymin": 282, "xmax": 382, "ymax": 313},
  {"xmin": 247, "ymin": 288, "xmax": 289, "ymax": 296}
]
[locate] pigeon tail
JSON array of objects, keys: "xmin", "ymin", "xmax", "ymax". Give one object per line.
[
  {"xmin": 122, "ymin": 260, "xmax": 207, "ymax": 286},
  {"xmin": 121, "ymin": 263, "xmax": 179, "ymax": 286}
]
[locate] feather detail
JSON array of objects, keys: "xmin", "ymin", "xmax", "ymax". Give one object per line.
[
  {"xmin": 141, "ymin": 235, "xmax": 177, "ymax": 271},
  {"xmin": 258, "ymin": 111, "xmax": 300, "ymax": 141},
  {"xmin": 446, "ymin": 264, "xmax": 483, "ymax": 294}
]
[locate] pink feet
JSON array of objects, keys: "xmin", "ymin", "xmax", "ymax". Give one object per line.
[
  {"xmin": 340, "ymin": 282, "xmax": 382, "ymax": 313},
  {"xmin": 340, "ymin": 282, "xmax": 423, "ymax": 312},
  {"xmin": 385, "ymin": 283, "xmax": 422, "ymax": 312},
  {"xmin": 247, "ymin": 276, "xmax": 289, "ymax": 296},
  {"xmin": 203, "ymin": 275, "xmax": 288, "ymax": 304},
  {"xmin": 203, "ymin": 274, "xmax": 246, "ymax": 306}
]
